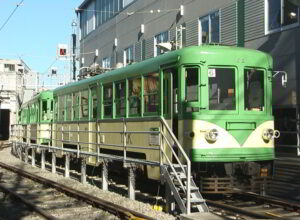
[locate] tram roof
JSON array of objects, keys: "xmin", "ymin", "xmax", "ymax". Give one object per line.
[
  {"xmin": 53, "ymin": 45, "xmax": 272, "ymax": 95},
  {"xmin": 21, "ymin": 90, "xmax": 53, "ymax": 108}
]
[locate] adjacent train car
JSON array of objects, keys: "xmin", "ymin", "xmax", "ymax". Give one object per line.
[
  {"xmin": 51, "ymin": 45, "xmax": 277, "ymax": 191},
  {"xmin": 18, "ymin": 91, "xmax": 53, "ymax": 145}
]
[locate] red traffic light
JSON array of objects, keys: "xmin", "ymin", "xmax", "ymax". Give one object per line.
[{"xmin": 60, "ymin": 48, "xmax": 66, "ymax": 56}]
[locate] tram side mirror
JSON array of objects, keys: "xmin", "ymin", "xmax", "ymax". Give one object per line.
[{"xmin": 273, "ymin": 71, "xmax": 287, "ymax": 88}]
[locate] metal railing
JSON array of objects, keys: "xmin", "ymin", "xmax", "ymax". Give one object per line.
[{"xmin": 10, "ymin": 116, "xmax": 193, "ymax": 214}]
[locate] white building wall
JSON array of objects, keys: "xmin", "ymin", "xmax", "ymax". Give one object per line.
[{"xmin": 0, "ymin": 59, "xmax": 36, "ymax": 126}]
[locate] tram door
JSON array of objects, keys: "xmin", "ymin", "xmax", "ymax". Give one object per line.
[{"xmin": 163, "ymin": 68, "xmax": 178, "ymax": 138}]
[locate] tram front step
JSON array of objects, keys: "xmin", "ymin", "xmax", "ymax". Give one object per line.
[
  {"xmin": 176, "ymin": 185, "xmax": 199, "ymax": 193},
  {"xmin": 183, "ymin": 197, "xmax": 206, "ymax": 204}
]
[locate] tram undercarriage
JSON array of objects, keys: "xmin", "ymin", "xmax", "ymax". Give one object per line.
[{"xmin": 193, "ymin": 161, "xmax": 272, "ymax": 194}]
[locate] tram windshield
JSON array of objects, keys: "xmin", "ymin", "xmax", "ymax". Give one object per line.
[
  {"xmin": 244, "ymin": 68, "xmax": 264, "ymax": 111},
  {"xmin": 208, "ymin": 67, "xmax": 236, "ymax": 110}
]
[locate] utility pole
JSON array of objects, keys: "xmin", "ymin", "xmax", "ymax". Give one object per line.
[
  {"xmin": 71, "ymin": 19, "xmax": 77, "ymax": 81},
  {"xmin": 72, "ymin": 33, "xmax": 76, "ymax": 81}
]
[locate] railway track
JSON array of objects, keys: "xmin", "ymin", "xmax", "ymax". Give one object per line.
[
  {"xmin": 0, "ymin": 162, "xmax": 157, "ymax": 220},
  {"xmin": 207, "ymin": 191, "xmax": 300, "ymax": 219}
]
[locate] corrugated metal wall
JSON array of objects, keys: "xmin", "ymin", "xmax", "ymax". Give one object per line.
[
  {"xmin": 185, "ymin": 19, "xmax": 199, "ymax": 47},
  {"xmin": 145, "ymin": 38, "xmax": 154, "ymax": 59},
  {"xmin": 135, "ymin": 41, "xmax": 142, "ymax": 63},
  {"xmin": 245, "ymin": 0, "xmax": 265, "ymax": 42},
  {"xmin": 169, "ymin": 27, "xmax": 176, "ymax": 43},
  {"xmin": 116, "ymin": 50, "xmax": 123, "ymax": 65},
  {"xmin": 220, "ymin": 2, "xmax": 237, "ymax": 45}
]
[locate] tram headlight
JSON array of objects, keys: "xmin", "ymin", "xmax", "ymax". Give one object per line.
[
  {"xmin": 262, "ymin": 129, "xmax": 280, "ymax": 142},
  {"xmin": 262, "ymin": 129, "xmax": 273, "ymax": 142},
  {"xmin": 205, "ymin": 129, "xmax": 219, "ymax": 143}
]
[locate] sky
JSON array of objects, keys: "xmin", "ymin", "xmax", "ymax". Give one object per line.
[{"xmin": 0, "ymin": 0, "xmax": 82, "ymax": 88}]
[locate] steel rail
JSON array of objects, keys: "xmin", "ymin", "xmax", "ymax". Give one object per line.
[
  {"xmin": 0, "ymin": 162, "xmax": 156, "ymax": 220},
  {"xmin": 206, "ymin": 199, "xmax": 274, "ymax": 219},
  {"xmin": 240, "ymin": 191, "xmax": 300, "ymax": 211},
  {"xmin": 0, "ymin": 184, "xmax": 57, "ymax": 220}
]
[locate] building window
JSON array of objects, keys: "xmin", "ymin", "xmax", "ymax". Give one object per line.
[
  {"xmin": 87, "ymin": 1, "xmax": 96, "ymax": 35},
  {"xmin": 102, "ymin": 57, "xmax": 111, "ymax": 68},
  {"xmin": 154, "ymin": 31, "xmax": 169, "ymax": 57},
  {"xmin": 124, "ymin": 46, "xmax": 134, "ymax": 66},
  {"xmin": 80, "ymin": 0, "xmax": 95, "ymax": 38},
  {"xmin": 266, "ymin": 0, "xmax": 299, "ymax": 33},
  {"xmin": 123, "ymin": 0, "xmax": 134, "ymax": 7},
  {"xmin": 4, "ymin": 64, "xmax": 15, "ymax": 72},
  {"xmin": 199, "ymin": 11, "xmax": 220, "ymax": 44}
]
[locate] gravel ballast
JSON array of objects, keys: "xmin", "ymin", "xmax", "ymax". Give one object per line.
[{"xmin": 0, "ymin": 146, "xmax": 175, "ymax": 220}]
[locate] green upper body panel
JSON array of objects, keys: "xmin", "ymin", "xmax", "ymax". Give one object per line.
[
  {"xmin": 19, "ymin": 90, "xmax": 53, "ymax": 124},
  {"xmin": 53, "ymin": 45, "xmax": 272, "ymax": 95}
]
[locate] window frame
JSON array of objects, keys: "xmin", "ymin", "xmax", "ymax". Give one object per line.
[
  {"xmin": 206, "ymin": 66, "xmax": 238, "ymax": 114},
  {"xmin": 115, "ymin": 80, "xmax": 126, "ymax": 118},
  {"xmin": 154, "ymin": 31, "xmax": 169, "ymax": 57},
  {"xmin": 143, "ymin": 72, "xmax": 160, "ymax": 116},
  {"xmin": 102, "ymin": 83, "xmax": 114, "ymax": 118},
  {"xmin": 58, "ymin": 95, "xmax": 65, "ymax": 122},
  {"xmin": 128, "ymin": 77, "xmax": 141, "ymax": 117},
  {"xmin": 183, "ymin": 66, "xmax": 201, "ymax": 113},
  {"xmin": 265, "ymin": 0, "xmax": 300, "ymax": 34},
  {"xmin": 243, "ymin": 67, "xmax": 267, "ymax": 114},
  {"xmin": 72, "ymin": 92, "xmax": 80, "ymax": 121},
  {"xmin": 65, "ymin": 94, "xmax": 73, "ymax": 121},
  {"xmin": 90, "ymin": 85, "xmax": 98, "ymax": 120},
  {"xmin": 198, "ymin": 10, "xmax": 220, "ymax": 45},
  {"xmin": 80, "ymin": 90, "xmax": 89, "ymax": 120},
  {"xmin": 124, "ymin": 45, "xmax": 134, "ymax": 67},
  {"xmin": 102, "ymin": 57, "xmax": 111, "ymax": 69}
]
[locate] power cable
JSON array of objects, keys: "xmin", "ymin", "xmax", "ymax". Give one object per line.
[{"xmin": 0, "ymin": 0, "xmax": 25, "ymax": 33}]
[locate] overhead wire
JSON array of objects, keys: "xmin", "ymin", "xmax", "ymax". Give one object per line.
[
  {"xmin": 75, "ymin": 7, "xmax": 181, "ymax": 16},
  {"xmin": 0, "ymin": 0, "xmax": 25, "ymax": 33}
]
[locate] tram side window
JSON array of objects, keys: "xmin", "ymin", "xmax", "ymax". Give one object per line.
[
  {"xmin": 185, "ymin": 67, "xmax": 199, "ymax": 112},
  {"xmin": 58, "ymin": 96, "xmax": 65, "ymax": 121},
  {"xmin": 144, "ymin": 73, "xmax": 159, "ymax": 114},
  {"xmin": 129, "ymin": 78, "xmax": 141, "ymax": 116},
  {"xmin": 31, "ymin": 104, "xmax": 36, "ymax": 122},
  {"xmin": 66, "ymin": 95, "xmax": 72, "ymax": 121},
  {"xmin": 91, "ymin": 87, "xmax": 97, "ymax": 119},
  {"xmin": 42, "ymin": 100, "xmax": 47, "ymax": 120},
  {"xmin": 30, "ymin": 105, "xmax": 32, "ymax": 122},
  {"xmin": 244, "ymin": 69, "xmax": 264, "ymax": 111},
  {"xmin": 72, "ymin": 93, "xmax": 79, "ymax": 120},
  {"xmin": 115, "ymin": 81, "xmax": 126, "ymax": 117},
  {"xmin": 50, "ymin": 100, "xmax": 53, "ymax": 120},
  {"xmin": 209, "ymin": 68, "xmax": 236, "ymax": 110},
  {"xmin": 103, "ymin": 84, "xmax": 113, "ymax": 118},
  {"xmin": 54, "ymin": 97, "xmax": 58, "ymax": 121},
  {"xmin": 186, "ymin": 68, "xmax": 198, "ymax": 102},
  {"xmin": 80, "ymin": 90, "xmax": 89, "ymax": 118}
]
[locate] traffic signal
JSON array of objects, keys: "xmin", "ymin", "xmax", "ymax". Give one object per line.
[
  {"xmin": 57, "ymin": 44, "xmax": 68, "ymax": 58},
  {"xmin": 60, "ymin": 48, "xmax": 66, "ymax": 56}
]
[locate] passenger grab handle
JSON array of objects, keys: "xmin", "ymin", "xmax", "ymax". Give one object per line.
[{"xmin": 272, "ymin": 71, "xmax": 287, "ymax": 88}]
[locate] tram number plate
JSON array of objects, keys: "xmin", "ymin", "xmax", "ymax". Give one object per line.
[{"xmin": 149, "ymin": 127, "xmax": 160, "ymax": 146}]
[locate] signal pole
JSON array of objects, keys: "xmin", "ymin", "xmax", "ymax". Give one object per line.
[{"xmin": 71, "ymin": 20, "xmax": 77, "ymax": 81}]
